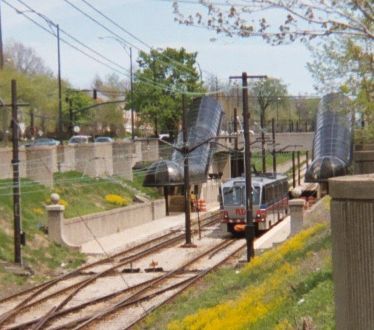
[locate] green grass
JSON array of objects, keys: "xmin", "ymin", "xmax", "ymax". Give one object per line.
[
  {"xmin": 136, "ymin": 197, "xmax": 333, "ymax": 330},
  {"xmin": 251, "ymin": 151, "xmax": 296, "ymax": 172},
  {"xmin": 0, "ymin": 171, "xmax": 160, "ymax": 295}
]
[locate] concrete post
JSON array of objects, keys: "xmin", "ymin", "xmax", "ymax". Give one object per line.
[
  {"xmin": 329, "ymin": 174, "xmax": 374, "ymax": 330},
  {"xmin": 45, "ymin": 193, "xmax": 65, "ymax": 245},
  {"xmin": 25, "ymin": 146, "xmax": 56, "ymax": 187},
  {"xmin": 112, "ymin": 141, "xmax": 133, "ymax": 180},
  {"xmin": 289, "ymin": 199, "xmax": 305, "ymax": 236}
]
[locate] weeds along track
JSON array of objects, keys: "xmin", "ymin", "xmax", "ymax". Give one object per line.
[
  {"xmin": 6, "ymin": 237, "xmax": 246, "ymax": 330},
  {"xmin": 0, "ymin": 213, "xmax": 221, "ymax": 329}
]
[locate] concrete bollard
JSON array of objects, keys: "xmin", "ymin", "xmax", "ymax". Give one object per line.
[
  {"xmin": 45, "ymin": 193, "xmax": 65, "ymax": 245},
  {"xmin": 289, "ymin": 199, "xmax": 305, "ymax": 236},
  {"xmin": 329, "ymin": 174, "xmax": 374, "ymax": 330}
]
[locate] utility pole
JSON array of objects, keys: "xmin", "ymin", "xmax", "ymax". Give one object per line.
[
  {"xmin": 292, "ymin": 151, "xmax": 296, "ymax": 188},
  {"xmin": 260, "ymin": 111, "xmax": 266, "ymax": 173},
  {"xmin": 241, "ymin": 72, "xmax": 254, "ymax": 262},
  {"xmin": 68, "ymin": 98, "xmax": 73, "ymax": 135},
  {"xmin": 0, "ymin": 0, "xmax": 4, "ymax": 70},
  {"xmin": 272, "ymin": 118, "xmax": 276, "ymax": 175},
  {"xmin": 29, "ymin": 109, "xmax": 35, "ymax": 139},
  {"xmin": 230, "ymin": 72, "xmax": 267, "ymax": 262},
  {"xmin": 129, "ymin": 47, "xmax": 135, "ymax": 140},
  {"xmin": 181, "ymin": 94, "xmax": 194, "ymax": 247},
  {"xmin": 233, "ymin": 107, "xmax": 239, "ymax": 177},
  {"xmin": 57, "ymin": 24, "xmax": 63, "ymax": 143},
  {"xmin": 11, "ymin": 80, "xmax": 22, "ymax": 265},
  {"xmin": 297, "ymin": 151, "xmax": 301, "ymax": 185}
]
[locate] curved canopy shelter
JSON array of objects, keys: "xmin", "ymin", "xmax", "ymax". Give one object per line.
[
  {"xmin": 305, "ymin": 93, "xmax": 353, "ymax": 183},
  {"xmin": 143, "ymin": 96, "xmax": 223, "ymax": 187}
]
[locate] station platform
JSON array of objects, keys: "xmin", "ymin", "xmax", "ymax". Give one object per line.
[
  {"xmin": 80, "ymin": 202, "xmax": 221, "ymax": 256},
  {"xmin": 80, "ymin": 201, "xmax": 292, "ymax": 258}
]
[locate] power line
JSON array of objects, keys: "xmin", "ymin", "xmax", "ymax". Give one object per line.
[
  {"xmin": 78, "ymin": 0, "xmax": 215, "ymax": 78},
  {"xmin": 5, "ymin": 1, "xmax": 185, "ymax": 95},
  {"xmin": 3, "ymin": 0, "xmax": 130, "ymax": 77}
]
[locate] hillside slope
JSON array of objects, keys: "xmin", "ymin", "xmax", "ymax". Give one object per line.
[{"xmin": 137, "ymin": 197, "xmax": 333, "ymax": 330}]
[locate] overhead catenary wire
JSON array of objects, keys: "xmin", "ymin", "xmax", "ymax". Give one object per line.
[
  {"xmin": 11, "ymin": 0, "xmax": 181, "ymax": 94},
  {"xmin": 4, "ymin": 0, "xmax": 207, "ymax": 96},
  {"xmin": 78, "ymin": 0, "xmax": 216, "ymax": 79}
]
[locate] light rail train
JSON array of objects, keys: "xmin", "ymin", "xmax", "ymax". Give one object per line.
[{"xmin": 220, "ymin": 174, "xmax": 289, "ymax": 234}]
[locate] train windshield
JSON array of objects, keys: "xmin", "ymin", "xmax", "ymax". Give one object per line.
[
  {"xmin": 243, "ymin": 186, "xmax": 261, "ymax": 205},
  {"xmin": 252, "ymin": 186, "xmax": 261, "ymax": 205},
  {"xmin": 223, "ymin": 186, "xmax": 243, "ymax": 205},
  {"xmin": 223, "ymin": 185, "xmax": 261, "ymax": 205}
]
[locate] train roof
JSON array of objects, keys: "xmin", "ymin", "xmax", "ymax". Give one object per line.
[{"xmin": 222, "ymin": 173, "xmax": 288, "ymax": 187}]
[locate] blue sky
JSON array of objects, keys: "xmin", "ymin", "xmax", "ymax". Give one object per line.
[{"xmin": 2, "ymin": 0, "xmax": 316, "ymax": 95}]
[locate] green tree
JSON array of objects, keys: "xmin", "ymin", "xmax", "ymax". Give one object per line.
[
  {"xmin": 250, "ymin": 78, "xmax": 288, "ymax": 172},
  {"xmin": 307, "ymin": 35, "xmax": 373, "ymax": 140},
  {"xmin": 128, "ymin": 47, "xmax": 205, "ymax": 137},
  {"xmin": 172, "ymin": 0, "xmax": 373, "ymax": 43},
  {"xmin": 91, "ymin": 74, "xmax": 126, "ymax": 137},
  {"xmin": 64, "ymin": 90, "xmax": 93, "ymax": 134},
  {"xmin": 1, "ymin": 43, "xmax": 62, "ymax": 137}
]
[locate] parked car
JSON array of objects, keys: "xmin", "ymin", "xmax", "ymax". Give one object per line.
[
  {"xmin": 94, "ymin": 136, "xmax": 113, "ymax": 143},
  {"xmin": 26, "ymin": 138, "xmax": 60, "ymax": 147},
  {"xmin": 68, "ymin": 135, "xmax": 92, "ymax": 145}
]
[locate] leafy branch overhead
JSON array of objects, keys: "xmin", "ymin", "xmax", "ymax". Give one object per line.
[{"xmin": 172, "ymin": 0, "xmax": 373, "ymax": 44}]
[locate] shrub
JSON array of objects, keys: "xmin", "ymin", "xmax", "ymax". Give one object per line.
[{"xmin": 105, "ymin": 194, "xmax": 130, "ymax": 207}]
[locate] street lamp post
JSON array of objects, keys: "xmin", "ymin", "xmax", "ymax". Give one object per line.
[
  {"xmin": 99, "ymin": 36, "xmax": 134, "ymax": 139},
  {"xmin": 15, "ymin": 9, "xmax": 63, "ymax": 141},
  {"xmin": 0, "ymin": 0, "xmax": 4, "ymax": 70},
  {"xmin": 129, "ymin": 47, "xmax": 135, "ymax": 140},
  {"xmin": 56, "ymin": 24, "xmax": 63, "ymax": 142}
]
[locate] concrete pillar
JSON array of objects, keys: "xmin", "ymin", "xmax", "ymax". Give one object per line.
[
  {"xmin": 75, "ymin": 143, "xmax": 112, "ymax": 177},
  {"xmin": 25, "ymin": 146, "xmax": 56, "ymax": 187},
  {"xmin": 132, "ymin": 141, "xmax": 142, "ymax": 167},
  {"xmin": 289, "ymin": 199, "xmax": 305, "ymax": 236},
  {"xmin": 0, "ymin": 147, "xmax": 12, "ymax": 179},
  {"xmin": 112, "ymin": 141, "xmax": 133, "ymax": 180},
  {"xmin": 140, "ymin": 139, "xmax": 159, "ymax": 162},
  {"xmin": 329, "ymin": 174, "xmax": 374, "ymax": 330},
  {"xmin": 46, "ymin": 201, "xmax": 65, "ymax": 245}
]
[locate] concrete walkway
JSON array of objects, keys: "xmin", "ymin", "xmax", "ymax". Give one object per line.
[{"xmin": 80, "ymin": 203, "xmax": 221, "ymax": 255}]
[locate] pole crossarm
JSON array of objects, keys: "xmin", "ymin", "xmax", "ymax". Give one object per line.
[{"xmin": 71, "ymin": 99, "xmax": 125, "ymax": 115}]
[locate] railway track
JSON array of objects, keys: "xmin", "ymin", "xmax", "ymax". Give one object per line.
[
  {"xmin": 0, "ymin": 212, "xmax": 226, "ymax": 329},
  {"xmin": 7, "ymin": 238, "xmax": 246, "ymax": 330}
]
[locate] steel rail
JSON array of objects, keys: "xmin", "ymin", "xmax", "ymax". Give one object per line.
[
  {"xmin": 125, "ymin": 242, "xmax": 247, "ymax": 330},
  {"xmin": 0, "ymin": 213, "xmax": 221, "ymax": 329},
  {"xmin": 72, "ymin": 239, "xmax": 237, "ymax": 329}
]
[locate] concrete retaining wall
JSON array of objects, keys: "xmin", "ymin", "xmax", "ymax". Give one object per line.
[
  {"xmin": 329, "ymin": 174, "xmax": 374, "ymax": 329},
  {"xmin": 48, "ymin": 199, "xmax": 166, "ymax": 246}
]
